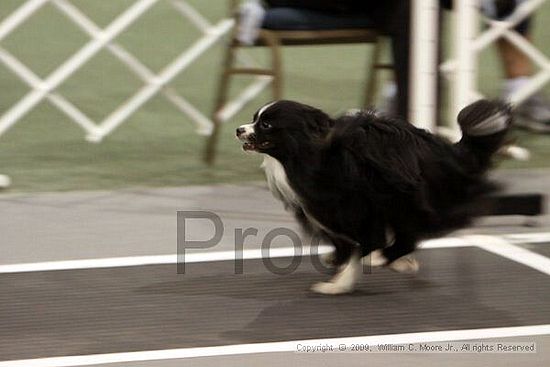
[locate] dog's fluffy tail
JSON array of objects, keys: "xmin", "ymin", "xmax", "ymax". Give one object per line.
[{"xmin": 456, "ymin": 99, "xmax": 512, "ymax": 170}]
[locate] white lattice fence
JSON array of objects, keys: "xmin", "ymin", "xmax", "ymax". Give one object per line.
[
  {"xmin": 410, "ymin": 0, "xmax": 550, "ymax": 141},
  {"xmin": 443, "ymin": 0, "xmax": 550, "ymax": 139},
  {"xmin": 0, "ymin": 0, "xmax": 234, "ymax": 142}
]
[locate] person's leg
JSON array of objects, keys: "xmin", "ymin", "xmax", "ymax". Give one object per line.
[
  {"xmin": 372, "ymin": 0, "xmax": 411, "ymax": 119},
  {"xmin": 497, "ymin": 18, "xmax": 533, "ymax": 99},
  {"xmin": 389, "ymin": 1, "xmax": 411, "ymax": 120},
  {"xmin": 497, "ymin": 36, "xmax": 532, "ymax": 80},
  {"xmin": 496, "ymin": 19, "xmax": 550, "ymax": 130},
  {"xmin": 479, "ymin": 0, "xmax": 550, "ymax": 130}
]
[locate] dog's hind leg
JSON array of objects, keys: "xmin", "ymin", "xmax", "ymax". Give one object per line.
[
  {"xmin": 378, "ymin": 233, "xmax": 420, "ymax": 274},
  {"xmin": 360, "ymin": 225, "xmax": 392, "ymax": 267}
]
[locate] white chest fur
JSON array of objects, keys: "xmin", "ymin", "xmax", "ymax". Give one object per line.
[
  {"xmin": 261, "ymin": 156, "xmax": 356, "ymax": 241},
  {"xmin": 261, "ymin": 155, "xmax": 333, "ymax": 233},
  {"xmin": 261, "ymin": 155, "xmax": 300, "ymax": 209}
]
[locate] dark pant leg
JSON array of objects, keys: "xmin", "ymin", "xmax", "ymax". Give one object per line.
[
  {"xmin": 390, "ymin": 1, "xmax": 412, "ymax": 120},
  {"xmin": 371, "ymin": 0, "xmax": 411, "ymax": 120}
]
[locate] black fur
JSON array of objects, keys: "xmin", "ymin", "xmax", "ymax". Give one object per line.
[{"xmin": 238, "ymin": 100, "xmax": 511, "ymax": 266}]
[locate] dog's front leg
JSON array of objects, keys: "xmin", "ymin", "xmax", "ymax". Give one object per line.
[
  {"xmin": 311, "ymin": 248, "xmax": 361, "ymax": 295},
  {"xmin": 311, "ymin": 244, "xmax": 361, "ymax": 295}
]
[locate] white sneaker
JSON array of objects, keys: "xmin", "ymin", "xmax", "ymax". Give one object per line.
[
  {"xmin": 236, "ymin": 1, "xmax": 265, "ymax": 45},
  {"xmin": 514, "ymin": 94, "xmax": 550, "ymax": 132},
  {"xmin": 503, "ymin": 77, "xmax": 550, "ymax": 133}
]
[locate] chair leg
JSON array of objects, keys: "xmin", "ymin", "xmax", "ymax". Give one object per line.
[
  {"xmin": 364, "ymin": 38, "xmax": 384, "ymax": 109},
  {"xmin": 261, "ymin": 30, "xmax": 283, "ymax": 100},
  {"xmin": 204, "ymin": 31, "xmax": 284, "ymax": 164},
  {"xmin": 204, "ymin": 41, "xmax": 238, "ymax": 165}
]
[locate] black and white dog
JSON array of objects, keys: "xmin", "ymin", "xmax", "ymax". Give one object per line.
[{"xmin": 237, "ymin": 100, "xmax": 511, "ymax": 294}]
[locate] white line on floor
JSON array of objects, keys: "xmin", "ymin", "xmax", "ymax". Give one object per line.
[
  {"xmin": 503, "ymin": 232, "xmax": 550, "ymax": 244},
  {"xmin": 1, "ymin": 324, "xmax": 548, "ymax": 367},
  {"xmin": 1, "ymin": 232, "xmax": 549, "ymax": 274},
  {"xmin": 0, "ymin": 236, "xmax": 474, "ymax": 274},
  {"xmin": 0, "ymin": 246, "xmax": 332, "ymax": 274},
  {"xmin": 0, "ymin": 255, "xmax": 176, "ymax": 274},
  {"xmin": 466, "ymin": 235, "xmax": 550, "ymax": 276},
  {"xmin": 419, "ymin": 237, "xmax": 471, "ymax": 249}
]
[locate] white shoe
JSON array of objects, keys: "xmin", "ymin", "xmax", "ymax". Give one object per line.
[
  {"xmin": 503, "ymin": 77, "xmax": 550, "ymax": 132},
  {"xmin": 236, "ymin": 1, "xmax": 265, "ymax": 45},
  {"xmin": 514, "ymin": 94, "xmax": 550, "ymax": 133}
]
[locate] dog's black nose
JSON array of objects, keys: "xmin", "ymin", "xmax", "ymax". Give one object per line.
[{"xmin": 236, "ymin": 127, "xmax": 245, "ymax": 137}]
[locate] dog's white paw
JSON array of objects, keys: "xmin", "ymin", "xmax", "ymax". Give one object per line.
[
  {"xmin": 311, "ymin": 252, "xmax": 361, "ymax": 295},
  {"xmin": 363, "ymin": 249, "xmax": 387, "ymax": 267},
  {"xmin": 388, "ymin": 256, "xmax": 420, "ymax": 274},
  {"xmin": 310, "ymin": 281, "xmax": 354, "ymax": 295}
]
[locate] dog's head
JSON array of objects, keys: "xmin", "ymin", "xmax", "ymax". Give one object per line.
[{"xmin": 236, "ymin": 100, "xmax": 332, "ymax": 160}]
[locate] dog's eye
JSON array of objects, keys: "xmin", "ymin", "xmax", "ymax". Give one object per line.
[{"xmin": 259, "ymin": 121, "xmax": 272, "ymax": 130}]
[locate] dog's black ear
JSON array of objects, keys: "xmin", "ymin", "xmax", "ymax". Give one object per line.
[{"xmin": 304, "ymin": 107, "xmax": 333, "ymax": 136}]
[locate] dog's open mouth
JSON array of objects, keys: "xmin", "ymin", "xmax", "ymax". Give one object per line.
[
  {"xmin": 242, "ymin": 141, "xmax": 271, "ymax": 151},
  {"xmin": 242, "ymin": 142, "xmax": 256, "ymax": 151}
]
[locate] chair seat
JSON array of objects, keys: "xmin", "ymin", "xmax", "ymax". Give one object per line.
[
  {"xmin": 262, "ymin": 7, "xmax": 375, "ymax": 31},
  {"xmin": 204, "ymin": 4, "xmax": 387, "ymax": 163},
  {"xmin": 255, "ymin": 7, "xmax": 378, "ymax": 46}
]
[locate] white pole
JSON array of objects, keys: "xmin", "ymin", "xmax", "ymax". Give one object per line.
[
  {"xmin": 409, "ymin": 0, "xmax": 439, "ymax": 132},
  {"xmin": 452, "ymin": 0, "xmax": 479, "ymax": 140}
]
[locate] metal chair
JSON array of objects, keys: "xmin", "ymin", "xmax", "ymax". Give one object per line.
[{"xmin": 204, "ymin": 2, "xmax": 392, "ymax": 164}]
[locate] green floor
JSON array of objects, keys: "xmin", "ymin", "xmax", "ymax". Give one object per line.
[{"xmin": 1, "ymin": 0, "xmax": 550, "ymax": 192}]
